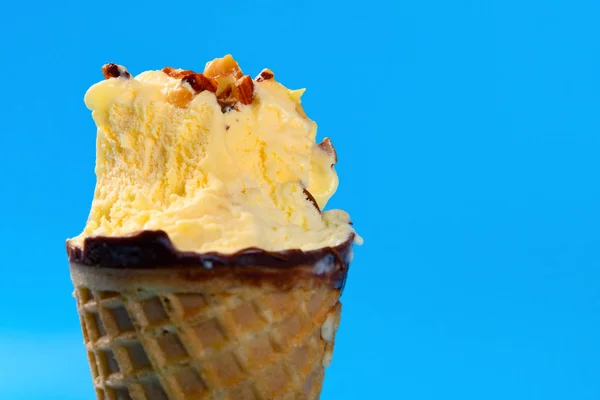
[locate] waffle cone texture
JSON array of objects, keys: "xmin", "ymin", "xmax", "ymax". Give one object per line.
[{"xmin": 69, "ymin": 241, "xmax": 351, "ymax": 400}]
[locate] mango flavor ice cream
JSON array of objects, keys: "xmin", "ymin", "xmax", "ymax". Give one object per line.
[
  {"xmin": 68, "ymin": 55, "xmax": 357, "ymax": 254},
  {"xmin": 67, "ymin": 55, "xmax": 360, "ymax": 400}
]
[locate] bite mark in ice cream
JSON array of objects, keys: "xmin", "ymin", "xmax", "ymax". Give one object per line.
[{"xmin": 70, "ymin": 55, "xmax": 357, "ymax": 254}]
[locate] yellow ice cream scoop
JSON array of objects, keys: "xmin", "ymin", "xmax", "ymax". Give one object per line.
[{"xmin": 70, "ymin": 55, "xmax": 357, "ymax": 253}]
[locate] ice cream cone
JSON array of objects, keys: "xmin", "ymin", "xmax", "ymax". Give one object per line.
[
  {"xmin": 68, "ymin": 232, "xmax": 352, "ymax": 400},
  {"xmin": 67, "ymin": 55, "xmax": 361, "ymax": 399}
]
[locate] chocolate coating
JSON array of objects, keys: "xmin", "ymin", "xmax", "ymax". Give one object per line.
[
  {"xmin": 303, "ymin": 189, "xmax": 321, "ymax": 213},
  {"xmin": 67, "ymin": 231, "xmax": 354, "ymax": 289}
]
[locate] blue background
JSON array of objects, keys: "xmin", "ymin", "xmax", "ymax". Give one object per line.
[{"xmin": 1, "ymin": 0, "xmax": 599, "ymax": 399}]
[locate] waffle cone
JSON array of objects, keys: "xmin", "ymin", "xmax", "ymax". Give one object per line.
[{"xmin": 69, "ymin": 260, "xmax": 345, "ymax": 400}]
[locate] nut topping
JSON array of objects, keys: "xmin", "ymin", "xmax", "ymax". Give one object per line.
[
  {"xmin": 181, "ymin": 73, "xmax": 218, "ymax": 94},
  {"xmin": 255, "ymin": 68, "xmax": 274, "ymax": 82},
  {"xmin": 162, "ymin": 67, "xmax": 196, "ymax": 79},
  {"xmin": 161, "ymin": 56, "xmax": 257, "ymax": 110},
  {"xmin": 168, "ymin": 73, "xmax": 218, "ymax": 108},
  {"xmin": 102, "ymin": 63, "xmax": 131, "ymax": 79},
  {"xmin": 204, "ymin": 54, "xmax": 243, "ymax": 79},
  {"xmin": 235, "ymin": 75, "xmax": 254, "ymax": 105}
]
